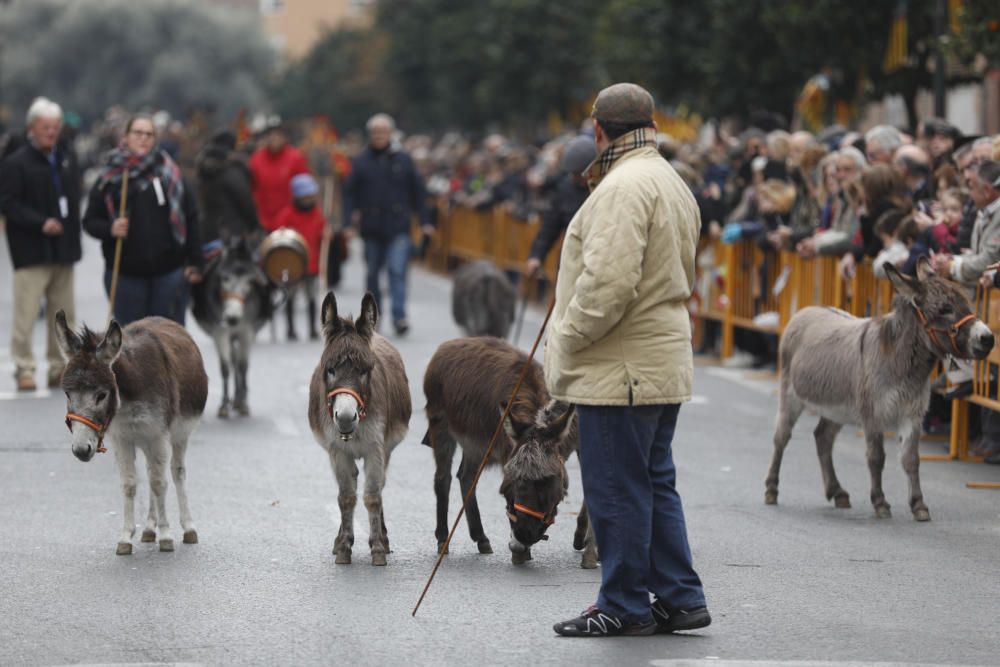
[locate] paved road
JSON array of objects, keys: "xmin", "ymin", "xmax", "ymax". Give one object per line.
[{"xmin": 1, "ymin": 237, "xmax": 999, "ymax": 666}]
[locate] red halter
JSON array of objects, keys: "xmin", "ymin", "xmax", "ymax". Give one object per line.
[
  {"xmin": 326, "ymin": 387, "xmax": 367, "ymax": 420},
  {"xmin": 914, "ymin": 307, "xmax": 977, "ymax": 358},
  {"xmin": 64, "ymin": 413, "xmax": 109, "ymax": 453}
]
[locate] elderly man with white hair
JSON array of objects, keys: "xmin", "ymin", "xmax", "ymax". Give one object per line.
[
  {"xmin": 864, "ymin": 124, "xmax": 904, "ymax": 165},
  {"xmin": 0, "ymin": 97, "xmax": 81, "ymax": 391},
  {"xmin": 343, "ymin": 113, "xmax": 432, "ymax": 335}
]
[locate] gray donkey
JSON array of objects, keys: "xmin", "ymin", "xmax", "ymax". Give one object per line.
[
  {"xmin": 452, "ymin": 260, "xmax": 517, "ymax": 338},
  {"xmin": 423, "ymin": 337, "xmax": 597, "ymax": 568},
  {"xmin": 54, "ymin": 312, "xmax": 208, "ymax": 554},
  {"xmin": 308, "ymin": 292, "xmax": 411, "ymax": 566},
  {"xmin": 766, "ymin": 259, "xmax": 994, "ymax": 520}
]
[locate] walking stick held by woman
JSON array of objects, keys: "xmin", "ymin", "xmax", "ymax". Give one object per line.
[
  {"xmin": 106, "ymin": 170, "xmax": 128, "ymax": 323},
  {"xmin": 413, "ymin": 295, "xmax": 557, "ymax": 617}
]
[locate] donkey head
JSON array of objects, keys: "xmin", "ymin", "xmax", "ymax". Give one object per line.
[
  {"xmin": 53, "ymin": 311, "xmax": 122, "ymax": 462},
  {"xmin": 217, "ymin": 239, "xmax": 268, "ymax": 327},
  {"xmin": 499, "ymin": 400, "xmax": 575, "ymax": 549},
  {"xmin": 319, "ymin": 291, "xmax": 378, "ymax": 440},
  {"xmin": 885, "ymin": 258, "xmax": 994, "ymax": 360}
]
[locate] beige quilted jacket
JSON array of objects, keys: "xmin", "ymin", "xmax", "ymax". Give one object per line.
[{"xmin": 544, "ymin": 146, "xmax": 699, "ymax": 406}]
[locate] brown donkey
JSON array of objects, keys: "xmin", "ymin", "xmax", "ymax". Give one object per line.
[
  {"xmin": 308, "ymin": 292, "xmax": 411, "ymax": 566},
  {"xmin": 423, "ymin": 337, "xmax": 597, "ymax": 568},
  {"xmin": 54, "ymin": 312, "xmax": 208, "ymax": 554},
  {"xmin": 766, "ymin": 259, "xmax": 994, "ymax": 520}
]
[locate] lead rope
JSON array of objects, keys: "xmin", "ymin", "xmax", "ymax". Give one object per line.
[{"xmin": 412, "ymin": 295, "xmax": 557, "ymax": 617}]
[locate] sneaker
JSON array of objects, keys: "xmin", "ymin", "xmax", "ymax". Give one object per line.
[
  {"xmin": 651, "ymin": 601, "xmax": 712, "ymax": 634},
  {"xmin": 553, "ymin": 605, "xmax": 656, "ymax": 637},
  {"xmin": 16, "ymin": 374, "xmax": 36, "ymax": 392},
  {"xmin": 394, "ymin": 319, "xmax": 410, "ymax": 336}
]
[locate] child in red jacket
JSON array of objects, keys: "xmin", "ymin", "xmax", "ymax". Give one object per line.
[{"xmin": 273, "ymin": 173, "xmax": 325, "ymax": 340}]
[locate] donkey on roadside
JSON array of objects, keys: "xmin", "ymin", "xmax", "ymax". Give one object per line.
[
  {"xmin": 55, "ymin": 311, "xmax": 208, "ymax": 554},
  {"xmin": 452, "ymin": 260, "xmax": 517, "ymax": 339},
  {"xmin": 766, "ymin": 259, "xmax": 994, "ymax": 521},
  {"xmin": 423, "ymin": 336, "xmax": 597, "ymax": 568},
  {"xmin": 191, "ymin": 239, "xmax": 274, "ymax": 418},
  {"xmin": 308, "ymin": 292, "xmax": 411, "ymax": 566}
]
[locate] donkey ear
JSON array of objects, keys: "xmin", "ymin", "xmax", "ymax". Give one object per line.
[
  {"xmin": 321, "ymin": 291, "xmax": 342, "ymax": 340},
  {"xmin": 543, "ymin": 402, "xmax": 575, "ymax": 438},
  {"xmin": 356, "ymin": 292, "xmax": 378, "ymax": 341},
  {"xmin": 500, "ymin": 402, "xmax": 519, "ymax": 440},
  {"xmin": 97, "ymin": 321, "xmax": 123, "ymax": 365},
  {"xmin": 915, "ymin": 255, "xmax": 935, "ymax": 281},
  {"xmin": 53, "ymin": 310, "xmax": 82, "ymax": 358},
  {"xmin": 884, "ymin": 263, "xmax": 919, "ymax": 303}
]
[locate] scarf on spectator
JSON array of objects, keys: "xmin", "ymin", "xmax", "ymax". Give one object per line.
[
  {"xmin": 585, "ymin": 126, "xmax": 657, "ymax": 188},
  {"xmin": 96, "ymin": 145, "xmax": 187, "ymax": 244}
]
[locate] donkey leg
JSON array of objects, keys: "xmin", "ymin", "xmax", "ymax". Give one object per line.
[
  {"xmin": 114, "ymin": 443, "xmax": 138, "ymax": 555},
  {"xmin": 430, "ymin": 423, "xmax": 457, "ymax": 552},
  {"xmin": 214, "ymin": 331, "xmax": 232, "ymax": 419},
  {"xmin": 329, "ymin": 449, "xmax": 358, "ymax": 564},
  {"xmin": 233, "ymin": 330, "xmax": 251, "ymax": 417},
  {"xmin": 141, "ymin": 495, "xmax": 157, "ymax": 543},
  {"xmin": 457, "ymin": 454, "xmax": 492, "ymax": 554},
  {"xmin": 362, "ymin": 450, "xmax": 389, "ymax": 566},
  {"xmin": 866, "ymin": 431, "xmax": 891, "ymax": 518},
  {"xmin": 144, "ymin": 441, "xmax": 175, "ymax": 552},
  {"xmin": 170, "ymin": 429, "xmax": 198, "ymax": 544},
  {"xmin": 573, "ymin": 502, "xmax": 588, "ymax": 551},
  {"xmin": 577, "ymin": 501, "xmax": 599, "ymax": 570},
  {"xmin": 765, "ymin": 391, "xmax": 803, "ymax": 505},
  {"xmin": 900, "ymin": 421, "xmax": 930, "ymax": 521},
  {"xmin": 815, "ymin": 418, "xmax": 850, "ymax": 508}
]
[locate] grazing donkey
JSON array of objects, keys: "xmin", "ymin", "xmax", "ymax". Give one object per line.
[
  {"xmin": 423, "ymin": 337, "xmax": 597, "ymax": 568},
  {"xmin": 766, "ymin": 259, "xmax": 994, "ymax": 521},
  {"xmin": 55, "ymin": 311, "xmax": 208, "ymax": 554},
  {"xmin": 191, "ymin": 239, "xmax": 273, "ymax": 418},
  {"xmin": 308, "ymin": 292, "xmax": 411, "ymax": 566},
  {"xmin": 452, "ymin": 260, "xmax": 517, "ymax": 338}
]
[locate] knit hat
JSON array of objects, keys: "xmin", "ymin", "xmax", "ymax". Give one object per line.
[
  {"xmin": 591, "ymin": 83, "xmax": 655, "ymax": 125},
  {"xmin": 291, "ymin": 173, "xmax": 319, "ymax": 198},
  {"xmin": 560, "ymin": 136, "xmax": 597, "ymax": 174}
]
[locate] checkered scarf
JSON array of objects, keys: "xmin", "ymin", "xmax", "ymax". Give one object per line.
[{"xmin": 585, "ymin": 126, "xmax": 657, "ymax": 187}]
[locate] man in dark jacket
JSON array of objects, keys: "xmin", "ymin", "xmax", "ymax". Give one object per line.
[
  {"xmin": 0, "ymin": 97, "xmax": 81, "ymax": 391},
  {"xmin": 195, "ymin": 130, "xmax": 262, "ymax": 244},
  {"xmin": 343, "ymin": 113, "xmax": 431, "ymax": 335},
  {"xmin": 525, "ymin": 135, "xmax": 595, "ymax": 277}
]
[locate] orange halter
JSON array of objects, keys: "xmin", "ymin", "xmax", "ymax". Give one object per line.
[
  {"xmin": 914, "ymin": 307, "xmax": 976, "ymax": 359},
  {"xmin": 326, "ymin": 387, "xmax": 367, "ymax": 420},
  {"xmin": 507, "ymin": 502, "xmax": 555, "ymax": 527},
  {"xmin": 64, "ymin": 413, "xmax": 109, "ymax": 453}
]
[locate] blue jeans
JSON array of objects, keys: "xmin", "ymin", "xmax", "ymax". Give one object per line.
[
  {"xmin": 363, "ymin": 235, "xmax": 410, "ymax": 324},
  {"xmin": 577, "ymin": 403, "xmax": 706, "ymax": 624},
  {"xmin": 104, "ymin": 267, "xmax": 188, "ymax": 327}
]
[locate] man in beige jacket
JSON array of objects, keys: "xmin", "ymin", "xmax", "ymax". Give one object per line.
[{"xmin": 547, "ymin": 83, "xmax": 709, "ymax": 637}]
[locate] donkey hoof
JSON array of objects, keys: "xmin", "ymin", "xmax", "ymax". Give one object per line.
[
  {"xmin": 437, "ymin": 542, "xmax": 449, "ymax": 555},
  {"xmin": 573, "ymin": 534, "xmax": 585, "ymax": 551},
  {"xmin": 764, "ymin": 491, "xmax": 778, "ymax": 505},
  {"xmin": 115, "ymin": 542, "xmax": 133, "ymax": 556},
  {"xmin": 371, "ymin": 552, "xmax": 387, "ymax": 566},
  {"xmin": 875, "ymin": 505, "xmax": 892, "ymax": 519},
  {"xmin": 183, "ymin": 530, "xmax": 199, "ymax": 544},
  {"xmin": 235, "ymin": 403, "xmax": 250, "ymax": 417},
  {"xmin": 834, "ymin": 495, "xmax": 852, "ymax": 509},
  {"xmin": 581, "ymin": 554, "xmax": 599, "ymax": 570},
  {"xmin": 477, "ymin": 539, "xmax": 493, "ymax": 554},
  {"xmin": 217, "ymin": 404, "xmax": 230, "ymax": 419},
  {"xmin": 159, "ymin": 538, "xmax": 175, "ymax": 552},
  {"xmin": 140, "ymin": 529, "xmax": 156, "ymax": 543},
  {"xmin": 913, "ymin": 508, "xmax": 931, "ymax": 522},
  {"xmin": 334, "ymin": 550, "xmax": 352, "ymax": 565},
  {"xmin": 511, "ymin": 550, "xmax": 530, "ymax": 565}
]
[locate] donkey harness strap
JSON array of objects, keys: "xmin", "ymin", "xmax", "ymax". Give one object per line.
[
  {"xmin": 221, "ymin": 291, "xmax": 246, "ymax": 304},
  {"xmin": 65, "ymin": 413, "xmax": 109, "ymax": 453},
  {"xmin": 507, "ymin": 502, "xmax": 555, "ymax": 526},
  {"xmin": 914, "ymin": 307, "xmax": 976, "ymax": 358},
  {"xmin": 326, "ymin": 387, "xmax": 367, "ymax": 420}
]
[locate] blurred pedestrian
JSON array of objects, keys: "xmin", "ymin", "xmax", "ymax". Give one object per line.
[
  {"xmin": 249, "ymin": 121, "xmax": 309, "ymax": 232},
  {"xmin": 547, "ymin": 83, "xmax": 709, "ymax": 637},
  {"xmin": 273, "ymin": 173, "xmax": 324, "ymax": 341},
  {"xmin": 196, "ymin": 130, "xmax": 262, "ymax": 244},
  {"xmin": 83, "ymin": 114, "xmax": 203, "ymax": 326},
  {"xmin": 343, "ymin": 113, "xmax": 432, "ymax": 335},
  {"xmin": 0, "ymin": 97, "xmax": 81, "ymax": 391}
]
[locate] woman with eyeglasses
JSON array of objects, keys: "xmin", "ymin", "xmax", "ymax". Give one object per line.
[{"xmin": 83, "ymin": 114, "xmax": 203, "ymax": 326}]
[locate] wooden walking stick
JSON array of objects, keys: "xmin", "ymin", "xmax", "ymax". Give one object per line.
[
  {"xmin": 412, "ymin": 295, "xmax": 557, "ymax": 617},
  {"xmin": 105, "ymin": 170, "xmax": 128, "ymax": 324}
]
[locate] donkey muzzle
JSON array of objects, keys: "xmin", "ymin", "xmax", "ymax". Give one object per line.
[
  {"xmin": 970, "ymin": 321, "xmax": 995, "ymax": 359},
  {"xmin": 72, "ymin": 442, "xmax": 96, "ymax": 462}
]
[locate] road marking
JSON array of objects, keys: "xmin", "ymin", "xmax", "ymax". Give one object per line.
[
  {"xmin": 690, "ymin": 394, "xmax": 708, "ymax": 404},
  {"xmin": 0, "ymin": 389, "xmax": 54, "ymax": 400}
]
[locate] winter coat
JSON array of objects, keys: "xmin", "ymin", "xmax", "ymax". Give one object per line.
[
  {"xmin": 343, "ymin": 145, "xmax": 428, "ymax": 241},
  {"xmin": 814, "ymin": 191, "xmax": 859, "ymax": 256},
  {"xmin": 529, "ymin": 173, "xmax": 588, "ymax": 262},
  {"xmin": 273, "ymin": 203, "xmax": 325, "ymax": 275},
  {"xmin": 544, "ymin": 146, "xmax": 699, "ymax": 406},
  {"xmin": 196, "ymin": 145, "xmax": 261, "ymax": 242},
  {"xmin": 951, "ymin": 199, "xmax": 1000, "ymax": 286},
  {"xmin": 83, "ymin": 160, "xmax": 202, "ymax": 278},
  {"xmin": 0, "ymin": 142, "xmax": 82, "ymax": 269},
  {"xmin": 249, "ymin": 145, "xmax": 310, "ymax": 232}
]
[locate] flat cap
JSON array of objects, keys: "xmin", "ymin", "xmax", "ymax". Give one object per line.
[
  {"xmin": 560, "ymin": 135, "xmax": 597, "ymax": 174},
  {"xmin": 592, "ymin": 83, "xmax": 655, "ymax": 125}
]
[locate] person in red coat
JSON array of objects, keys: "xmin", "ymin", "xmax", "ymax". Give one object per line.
[
  {"xmin": 249, "ymin": 123, "xmax": 310, "ymax": 232},
  {"xmin": 273, "ymin": 173, "xmax": 325, "ymax": 340}
]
